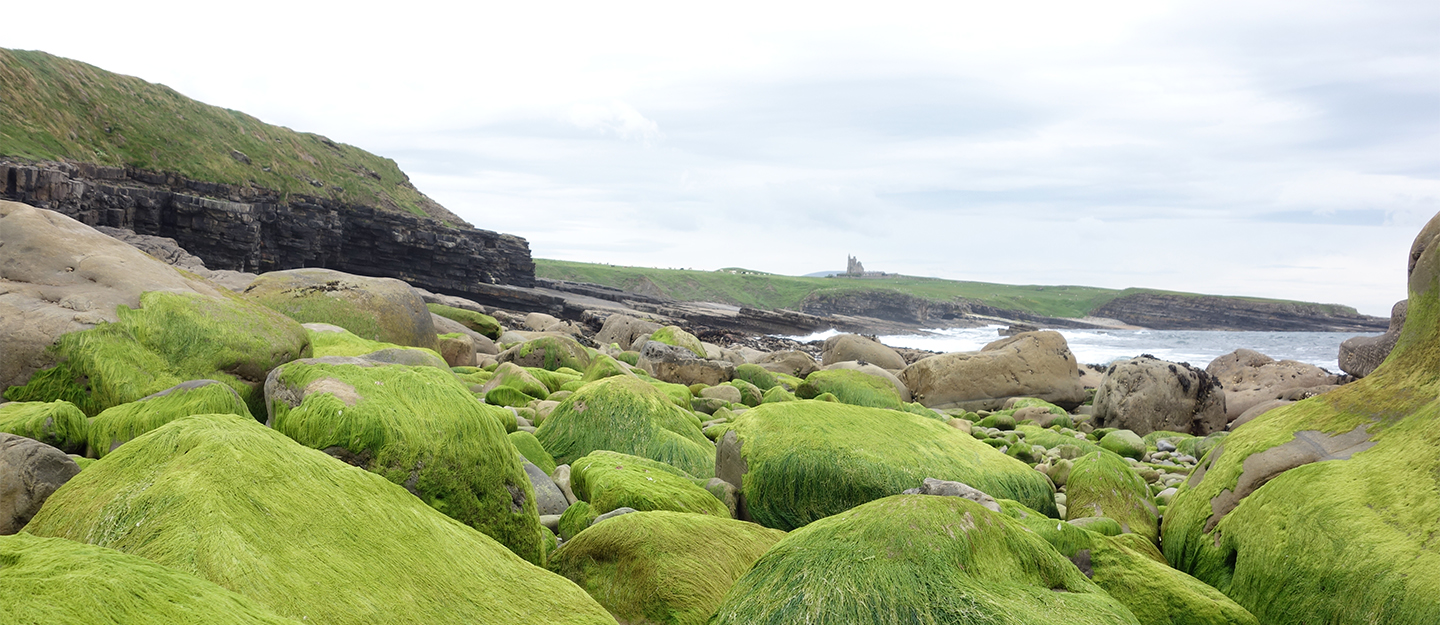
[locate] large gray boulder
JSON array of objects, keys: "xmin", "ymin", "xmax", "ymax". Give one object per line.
[
  {"xmin": 754, "ymin": 350, "xmax": 819, "ymax": 378},
  {"xmin": 899, "ymin": 331, "xmax": 1087, "ymax": 411},
  {"xmin": 638, "ymin": 341, "xmax": 735, "ymax": 386},
  {"xmin": 1339, "ymin": 300, "xmax": 1406, "ymax": 378},
  {"xmin": 595, "ymin": 314, "xmax": 662, "ymax": 350},
  {"xmin": 1093, "ymin": 355, "xmax": 1226, "ymax": 436},
  {"xmin": 243, "ymin": 267, "xmax": 438, "ymax": 350},
  {"xmin": 0, "ymin": 433, "xmax": 81, "ymax": 535},
  {"xmin": 0, "ymin": 201, "xmax": 235, "ymax": 393},
  {"xmin": 821, "ymin": 334, "xmax": 906, "ymax": 370},
  {"xmin": 1206, "ymin": 349, "xmax": 1340, "ymax": 421}
]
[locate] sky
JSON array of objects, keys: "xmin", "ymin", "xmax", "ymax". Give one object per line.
[{"xmin": 6, "ymin": 0, "xmax": 1437, "ymax": 316}]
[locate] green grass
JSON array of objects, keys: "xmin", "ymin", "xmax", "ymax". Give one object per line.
[
  {"xmin": 548, "ymin": 511, "xmax": 785, "ymax": 625},
  {"xmin": 535, "ymin": 259, "xmax": 1362, "ymax": 318},
  {"xmin": 88, "ymin": 380, "xmax": 251, "ymax": 458},
  {"xmin": 726, "ymin": 400, "xmax": 1058, "ymax": 530},
  {"xmin": 1159, "ymin": 216, "xmax": 1440, "ymax": 624},
  {"xmin": 306, "ymin": 326, "xmax": 443, "ymax": 361},
  {"xmin": 267, "ymin": 359, "xmax": 546, "ymax": 564},
  {"xmin": 0, "ymin": 48, "xmax": 456, "ymax": 222},
  {"xmin": 535, "ymin": 376, "xmax": 714, "ymax": 478},
  {"xmin": 0, "ymin": 400, "xmax": 88, "ymax": 454},
  {"xmin": 22, "ymin": 412, "xmax": 616, "ymax": 624},
  {"xmin": 0, "ymin": 533, "xmax": 297, "ymax": 625},
  {"xmin": 710, "ymin": 494, "xmax": 1140, "ymax": 624},
  {"xmin": 570, "ymin": 450, "xmax": 728, "ymax": 517}
]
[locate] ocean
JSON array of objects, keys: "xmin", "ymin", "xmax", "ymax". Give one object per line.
[{"xmin": 785, "ymin": 326, "xmax": 1381, "ymax": 373}]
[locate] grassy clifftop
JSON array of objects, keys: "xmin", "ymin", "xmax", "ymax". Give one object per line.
[
  {"xmin": 0, "ymin": 48, "xmax": 458, "ymax": 223},
  {"xmin": 535, "ymin": 259, "xmax": 1364, "ymax": 320}
]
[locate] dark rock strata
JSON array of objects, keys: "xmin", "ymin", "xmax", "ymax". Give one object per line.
[
  {"xmin": 1, "ymin": 160, "xmax": 534, "ymax": 299},
  {"xmin": 1093, "ymin": 292, "xmax": 1387, "ymax": 333}
]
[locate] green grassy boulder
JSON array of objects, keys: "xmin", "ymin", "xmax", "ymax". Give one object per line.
[
  {"xmin": 1100, "ymin": 429, "xmax": 1145, "ymax": 459},
  {"xmin": 1160, "ymin": 215, "xmax": 1440, "ymax": 625},
  {"xmin": 549, "ymin": 511, "xmax": 785, "ymax": 625},
  {"xmin": 795, "ymin": 369, "xmax": 904, "ymax": 410},
  {"xmin": 4, "ymin": 290, "xmax": 310, "ymax": 418},
  {"xmin": 1000, "ymin": 501, "xmax": 1258, "ymax": 625},
  {"xmin": 500, "ymin": 336, "xmax": 592, "ymax": 372},
  {"xmin": 536, "ymin": 375, "xmax": 714, "ymax": 478},
  {"xmin": 0, "ymin": 399, "xmax": 87, "ymax": 454},
  {"xmin": 651, "ymin": 325, "xmax": 706, "ymax": 358},
  {"xmin": 570, "ymin": 450, "xmax": 728, "ymax": 517},
  {"xmin": 88, "ymin": 379, "xmax": 250, "ymax": 458},
  {"xmin": 243, "ymin": 267, "xmax": 438, "ymax": 350},
  {"xmin": 1067, "ymin": 451, "xmax": 1159, "ymax": 543},
  {"xmin": 509, "ymin": 430, "xmax": 557, "ymax": 475},
  {"xmin": 717, "ymin": 400, "xmax": 1057, "ymax": 530},
  {"xmin": 559, "ymin": 500, "xmax": 599, "ymax": 541},
  {"xmin": 265, "ymin": 357, "xmax": 545, "ymax": 564},
  {"xmin": 23, "ymin": 413, "xmax": 615, "ymax": 624},
  {"xmin": 733, "ymin": 363, "xmax": 778, "ymax": 391},
  {"xmin": 427, "ymin": 302, "xmax": 503, "ymax": 339},
  {"xmin": 710, "ymin": 494, "xmax": 1139, "ymax": 624},
  {"xmin": 0, "ymin": 533, "xmax": 296, "ymax": 625},
  {"xmin": 305, "ymin": 323, "xmax": 443, "ymax": 361}
]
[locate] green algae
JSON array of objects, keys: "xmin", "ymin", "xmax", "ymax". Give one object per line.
[
  {"xmin": 733, "ymin": 363, "xmax": 778, "ymax": 391},
  {"xmin": 559, "ymin": 500, "xmax": 599, "ymax": 541},
  {"xmin": 426, "ymin": 303, "xmax": 503, "ymax": 339},
  {"xmin": 513, "ymin": 336, "xmax": 591, "ymax": 371},
  {"xmin": 536, "ymin": 376, "xmax": 714, "ymax": 478},
  {"xmin": 4, "ymin": 290, "xmax": 310, "ymax": 418},
  {"xmin": 1015, "ymin": 425, "xmax": 1107, "ymax": 456},
  {"xmin": 570, "ymin": 450, "xmax": 728, "ymax": 517},
  {"xmin": 0, "ymin": 533, "xmax": 296, "ymax": 625},
  {"xmin": 0, "ymin": 399, "xmax": 87, "ymax": 454},
  {"xmin": 726, "ymin": 378, "xmax": 764, "ymax": 407},
  {"xmin": 1067, "ymin": 451, "xmax": 1159, "ymax": 542},
  {"xmin": 306, "ymin": 326, "xmax": 442, "ymax": 361},
  {"xmin": 710, "ymin": 494, "xmax": 1139, "ymax": 624},
  {"xmin": 726, "ymin": 400, "xmax": 1057, "ymax": 531},
  {"xmin": 549, "ymin": 511, "xmax": 785, "ymax": 625},
  {"xmin": 267, "ymin": 359, "xmax": 545, "ymax": 564},
  {"xmin": 509, "ymin": 430, "xmax": 557, "ymax": 475},
  {"xmin": 526, "ymin": 366, "xmax": 580, "ymax": 393},
  {"xmin": 486, "ymin": 385, "xmax": 539, "ymax": 408},
  {"xmin": 650, "ymin": 325, "xmax": 707, "ymax": 358},
  {"xmin": 22, "ymin": 413, "xmax": 616, "ymax": 624},
  {"xmin": 88, "ymin": 380, "xmax": 250, "ymax": 458},
  {"xmin": 580, "ymin": 353, "xmax": 634, "ymax": 382},
  {"xmin": 794, "ymin": 368, "xmax": 904, "ymax": 410},
  {"xmin": 761, "ymin": 386, "xmax": 796, "ymax": 403}
]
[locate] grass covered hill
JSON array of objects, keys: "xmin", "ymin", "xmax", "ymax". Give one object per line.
[
  {"xmin": 0, "ymin": 48, "xmax": 459, "ymax": 223},
  {"xmin": 535, "ymin": 258, "xmax": 1367, "ymax": 321}
]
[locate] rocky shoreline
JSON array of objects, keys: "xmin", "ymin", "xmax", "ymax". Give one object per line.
[{"xmin": 3, "ymin": 200, "xmax": 1435, "ymax": 624}]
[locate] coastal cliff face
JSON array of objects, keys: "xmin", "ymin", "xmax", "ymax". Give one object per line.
[
  {"xmin": 1092, "ymin": 292, "xmax": 1387, "ymax": 332},
  {"xmin": 1, "ymin": 159, "xmax": 535, "ymax": 293}
]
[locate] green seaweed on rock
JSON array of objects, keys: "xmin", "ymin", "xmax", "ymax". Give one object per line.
[
  {"xmin": 536, "ymin": 376, "xmax": 714, "ymax": 478},
  {"xmin": 88, "ymin": 380, "xmax": 250, "ymax": 458},
  {"xmin": 0, "ymin": 399, "xmax": 88, "ymax": 454},
  {"xmin": 570, "ymin": 450, "xmax": 727, "ymax": 517}
]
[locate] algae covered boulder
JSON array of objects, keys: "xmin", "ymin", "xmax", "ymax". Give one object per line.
[
  {"xmin": 1066, "ymin": 451, "xmax": 1159, "ymax": 543},
  {"xmin": 427, "ymin": 302, "xmax": 504, "ymax": 339},
  {"xmin": 549, "ymin": 511, "xmax": 785, "ymax": 625},
  {"xmin": 571, "ymin": 450, "xmax": 728, "ymax": 517},
  {"xmin": 243, "ymin": 267, "xmax": 438, "ymax": 350},
  {"xmin": 88, "ymin": 379, "xmax": 250, "ymax": 458},
  {"xmin": 536, "ymin": 375, "xmax": 715, "ymax": 478},
  {"xmin": 717, "ymin": 400, "xmax": 1057, "ymax": 530},
  {"xmin": 499, "ymin": 335, "xmax": 592, "ymax": 372},
  {"xmin": 23, "ymin": 412, "xmax": 616, "ymax": 624},
  {"xmin": 651, "ymin": 325, "xmax": 707, "ymax": 358},
  {"xmin": 0, "ymin": 532, "xmax": 297, "ymax": 624},
  {"xmin": 710, "ymin": 494, "xmax": 1139, "ymax": 624},
  {"xmin": 0, "ymin": 399, "xmax": 88, "ymax": 454},
  {"xmin": 4, "ymin": 290, "xmax": 310, "ymax": 418},
  {"xmin": 1161, "ymin": 212, "xmax": 1440, "ymax": 625},
  {"xmin": 265, "ymin": 356, "xmax": 546, "ymax": 564},
  {"xmin": 795, "ymin": 368, "xmax": 904, "ymax": 410}
]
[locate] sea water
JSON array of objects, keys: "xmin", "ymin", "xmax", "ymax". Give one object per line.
[{"xmin": 785, "ymin": 326, "xmax": 1381, "ymax": 373}]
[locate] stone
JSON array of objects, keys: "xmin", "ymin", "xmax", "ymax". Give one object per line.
[
  {"xmin": 0, "ymin": 433, "xmax": 80, "ymax": 535},
  {"xmin": 552, "ymin": 464, "xmax": 580, "ymax": 505},
  {"xmin": 524, "ymin": 461, "xmax": 570, "ymax": 516},
  {"xmin": 901, "ymin": 477, "xmax": 1002, "ymax": 512},
  {"xmin": 821, "ymin": 361, "xmax": 913, "ymax": 402},
  {"xmin": 1339, "ymin": 299, "xmax": 1406, "ymax": 378},
  {"xmin": 592, "ymin": 506, "xmax": 639, "ymax": 525},
  {"xmin": 436, "ymin": 332, "xmax": 476, "ymax": 367},
  {"xmin": 498, "ymin": 335, "xmax": 591, "ymax": 372},
  {"xmin": 595, "ymin": 314, "xmax": 662, "ymax": 349},
  {"xmin": 1206, "ymin": 349, "xmax": 1340, "ymax": 421},
  {"xmin": 700, "ymin": 385, "xmax": 743, "ymax": 405},
  {"xmin": 1092, "ymin": 355, "xmax": 1226, "ymax": 436},
  {"xmin": 638, "ymin": 341, "xmax": 736, "ymax": 387},
  {"xmin": 243, "ymin": 267, "xmax": 438, "ymax": 350},
  {"xmin": 524, "ymin": 312, "xmax": 561, "ymax": 331},
  {"xmin": 1229, "ymin": 399, "xmax": 1294, "ymax": 430},
  {"xmin": 820, "ymin": 333, "xmax": 907, "ymax": 370},
  {"xmin": 899, "ymin": 331, "xmax": 1087, "ymax": 411},
  {"xmin": 754, "ymin": 350, "xmax": 819, "ymax": 378}
]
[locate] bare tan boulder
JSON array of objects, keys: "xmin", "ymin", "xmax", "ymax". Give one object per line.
[
  {"xmin": 755, "ymin": 350, "xmax": 819, "ymax": 378},
  {"xmin": 899, "ymin": 331, "xmax": 1087, "ymax": 411},
  {"xmin": 1093, "ymin": 355, "xmax": 1226, "ymax": 436},
  {"xmin": 821, "ymin": 334, "xmax": 906, "ymax": 370},
  {"xmin": 1206, "ymin": 349, "xmax": 1341, "ymax": 421},
  {"xmin": 243, "ymin": 268, "xmax": 438, "ymax": 351},
  {"xmin": 0, "ymin": 433, "xmax": 81, "ymax": 535},
  {"xmin": 1339, "ymin": 300, "xmax": 1406, "ymax": 378}
]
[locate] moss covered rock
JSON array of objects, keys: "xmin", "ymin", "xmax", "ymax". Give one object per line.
[
  {"xmin": 23, "ymin": 413, "xmax": 615, "ymax": 624},
  {"xmin": 549, "ymin": 511, "xmax": 785, "ymax": 625},
  {"xmin": 427, "ymin": 302, "xmax": 503, "ymax": 339},
  {"xmin": 0, "ymin": 533, "xmax": 297, "ymax": 624},
  {"xmin": 4, "ymin": 290, "xmax": 310, "ymax": 418},
  {"xmin": 795, "ymin": 368, "xmax": 904, "ymax": 410},
  {"xmin": 536, "ymin": 376, "xmax": 714, "ymax": 478},
  {"xmin": 710, "ymin": 494, "xmax": 1139, "ymax": 624},
  {"xmin": 265, "ymin": 356, "xmax": 545, "ymax": 564},
  {"xmin": 733, "ymin": 363, "xmax": 779, "ymax": 391},
  {"xmin": 1067, "ymin": 451, "xmax": 1159, "ymax": 543},
  {"xmin": 1100, "ymin": 429, "xmax": 1145, "ymax": 459},
  {"xmin": 718, "ymin": 400, "xmax": 1057, "ymax": 530},
  {"xmin": 571, "ymin": 450, "xmax": 728, "ymax": 517},
  {"xmin": 500, "ymin": 336, "xmax": 592, "ymax": 372},
  {"xmin": 509, "ymin": 430, "xmax": 557, "ymax": 475},
  {"xmin": 0, "ymin": 399, "xmax": 87, "ymax": 454},
  {"xmin": 651, "ymin": 325, "xmax": 707, "ymax": 359},
  {"xmin": 243, "ymin": 267, "xmax": 438, "ymax": 351},
  {"xmin": 88, "ymin": 379, "xmax": 250, "ymax": 458},
  {"xmin": 559, "ymin": 500, "xmax": 599, "ymax": 541}
]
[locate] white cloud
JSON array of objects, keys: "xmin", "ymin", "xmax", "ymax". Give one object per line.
[{"xmin": 565, "ymin": 100, "xmax": 662, "ymax": 145}]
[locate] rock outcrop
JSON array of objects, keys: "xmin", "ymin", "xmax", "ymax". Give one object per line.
[
  {"xmin": 1338, "ymin": 300, "xmax": 1407, "ymax": 378},
  {"xmin": 1093, "ymin": 292, "xmax": 1387, "ymax": 332}
]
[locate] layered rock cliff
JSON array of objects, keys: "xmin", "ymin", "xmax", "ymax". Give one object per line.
[
  {"xmin": 2, "ymin": 159, "xmax": 535, "ymax": 296},
  {"xmin": 1092, "ymin": 292, "xmax": 1387, "ymax": 332}
]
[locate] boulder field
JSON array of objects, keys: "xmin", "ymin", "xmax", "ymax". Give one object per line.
[{"xmin": 0, "ymin": 201, "xmax": 1432, "ymax": 623}]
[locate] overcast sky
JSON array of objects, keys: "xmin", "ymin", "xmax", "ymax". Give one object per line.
[{"xmin": 7, "ymin": 0, "xmax": 1437, "ymax": 316}]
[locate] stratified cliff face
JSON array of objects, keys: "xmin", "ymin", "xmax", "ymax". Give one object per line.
[
  {"xmin": 2, "ymin": 160, "xmax": 535, "ymax": 292},
  {"xmin": 1092, "ymin": 292, "xmax": 1387, "ymax": 332}
]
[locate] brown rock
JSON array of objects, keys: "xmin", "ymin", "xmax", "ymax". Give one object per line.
[
  {"xmin": 1093, "ymin": 355, "xmax": 1226, "ymax": 436},
  {"xmin": 1206, "ymin": 349, "xmax": 1340, "ymax": 421},
  {"xmin": 821, "ymin": 334, "xmax": 906, "ymax": 370},
  {"xmin": 898, "ymin": 331, "xmax": 1087, "ymax": 411},
  {"xmin": 0, "ymin": 433, "xmax": 81, "ymax": 535},
  {"xmin": 1339, "ymin": 300, "xmax": 1407, "ymax": 378}
]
